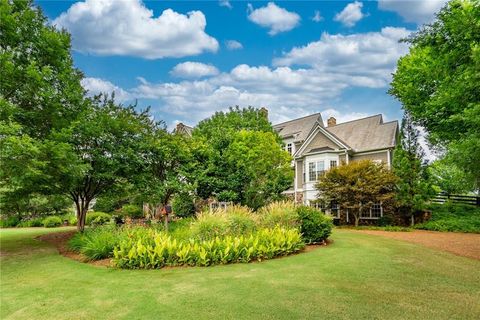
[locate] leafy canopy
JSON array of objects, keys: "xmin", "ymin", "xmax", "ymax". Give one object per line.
[
  {"xmin": 190, "ymin": 107, "xmax": 292, "ymax": 209},
  {"xmin": 389, "ymin": 0, "xmax": 480, "ymax": 191},
  {"xmin": 316, "ymin": 160, "xmax": 398, "ymax": 226}
]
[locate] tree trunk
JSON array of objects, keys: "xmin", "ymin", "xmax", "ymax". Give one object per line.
[
  {"xmin": 354, "ymin": 215, "xmax": 360, "ymax": 227},
  {"xmin": 410, "ymin": 214, "xmax": 415, "ymax": 227},
  {"xmin": 74, "ymin": 199, "xmax": 90, "ymax": 232}
]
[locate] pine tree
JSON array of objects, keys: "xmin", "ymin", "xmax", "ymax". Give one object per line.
[{"xmin": 393, "ymin": 113, "xmax": 434, "ymax": 226}]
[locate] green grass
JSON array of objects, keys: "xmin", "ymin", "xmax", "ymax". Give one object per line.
[
  {"xmin": 1, "ymin": 228, "xmax": 479, "ymax": 319},
  {"xmin": 415, "ymin": 203, "xmax": 480, "ymax": 233}
]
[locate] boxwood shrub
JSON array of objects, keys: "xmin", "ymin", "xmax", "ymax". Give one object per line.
[
  {"xmin": 43, "ymin": 216, "xmax": 63, "ymax": 228},
  {"xmin": 296, "ymin": 206, "xmax": 333, "ymax": 243},
  {"xmin": 86, "ymin": 212, "xmax": 111, "ymax": 226}
]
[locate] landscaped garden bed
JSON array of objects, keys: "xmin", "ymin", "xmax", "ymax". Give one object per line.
[{"xmin": 64, "ymin": 202, "xmax": 333, "ymax": 269}]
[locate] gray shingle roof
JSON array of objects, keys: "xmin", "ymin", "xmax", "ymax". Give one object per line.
[
  {"xmin": 326, "ymin": 114, "xmax": 398, "ymax": 152},
  {"xmin": 174, "ymin": 123, "xmax": 193, "ymax": 136},
  {"xmin": 273, "ymin": 113, "xmax": 323, "ymax": 142}
]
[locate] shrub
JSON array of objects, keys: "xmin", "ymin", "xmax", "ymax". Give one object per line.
[
  {"xmin": 377, "ymin": 215, "xmax": 394, "ymax": 227},
  {"xmin": 119, "ymin": 204, "xmax": 143, "ymax": 219},
  {"xmin": 113, "ymin": 227, "xmax": 305, "ymax": 269},
  {"xmin": 415, "ymin": 203, "xmax": 480, "ymax": 233},
  {"xmin": 17, "ymin": 217, "xmax": 44, "ymax": 228},
  {"xmin": 43, "ymin": 216, "xmax": 62, "ymax": 228},
  {"xmin": 191, "ymin": 205, "xmax": 258, "ymax": 240},
  {"xmin": 172, "ymin": 192, "xmax": 196, "ymax": 218},
  {"xmin": 69, "ymin": 226, "xmax": 126, "ymax": 260},
  {"xmin": 0, "ymin": 216, "xmax": 20, "ymax": 228},
  {"xmin": 191, "ymin": 211, "xmax": 229, "ymax": 240},
  {"xmin": 296, "ymin": 206, "xmax": 333, "ymax": 243},
  {"xmin": 257, "ymin": 201, "xmax": 298, "ymax": 229},
  {"xmin": 86, "ymin": 212, "xmax": 111, "ymax": 226}
]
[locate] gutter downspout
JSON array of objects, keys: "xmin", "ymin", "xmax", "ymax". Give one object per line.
[{"xmin": 294, "ymin": 159, "xmax": 297, "ymax": 204}]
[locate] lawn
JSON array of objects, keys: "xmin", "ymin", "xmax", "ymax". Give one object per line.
[{"xmin": 1, "ymin": 228, "xmax": 479, "ymax": 320}]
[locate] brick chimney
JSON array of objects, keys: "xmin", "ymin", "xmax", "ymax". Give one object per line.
[
  {"xmin": 327, "ymin": 117, "xmax": 337, "ymax": 127},
  {"xmin": 259, "ymin": 107, "xmax": 268, "ymax": 119}
]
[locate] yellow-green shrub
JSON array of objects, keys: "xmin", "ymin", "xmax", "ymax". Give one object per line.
[
  {"xmin": 113, "ymin": 227, "xmax": 304, "ymax": 269},
  {"xmin": 257, "ymin": 201, "xmax": 298, "ymax": 229},
  {"xmin": 191, "ymin": 205, "xmax": 258, "ymax": 239}
]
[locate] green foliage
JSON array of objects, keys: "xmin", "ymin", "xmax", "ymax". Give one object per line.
[
  {"xmin": 377, "ymin": 215, "xmax": 394, "ymax": 227},
  {"xmin": 137, "ymin": 127, "xmax": 192, "ymax": 210},
  {"xmin": 257, "ymin": 201, "xmax": 299, "ymax": 229},
  {"xmin": 190, "ymin": 107, "xmax": 292, "ymax": 209},
  {"xmin": 86, "ymin": 212, "xmax": 111, "ymax": 226},
  {"xmin": 415, "ymin": 203, "xmax": 480, "ymax": 233},
  {"xmin": 337, "ymin": 225, "xmax": 412, "ymax": 232},
  {"xmin": 316, "ymin": 160, "xmax": 398, "ymax": 226},
  {"xmin": 16, "ymin": 217, "xmax": 44, "ymax": 228},
  {"xmin": 296, "ymin": 206, "xmax": 333, "ymax": 244},
  {"xmin": 119, "ymin": 204, "xmax": 143, "ymax": 219},
  {"xmin": 113, "ymin": 227, "xmax": 305, "ymax": 269},
  {"xmin": 0, "ymin": 0, "xmax": 85, "ymax": 220},
  {"xmin": 389, "ymin": 0, "xmax": 480, "ymax": 190},
  {"xmin": 0, "ymin": 216, "xmax": 20, "ymax": 228},
  {"xmin": 172, "ymin": 192, "xmax": 196, "ymax": 218},
  {"xmin": 428, "ymin": 160, "xmax": 474, "ymax": 194},
  {"xmin": 190, "ymin": 205, "xmax": 258, "ymax": 240},
  {"xmin": 42, "ymin": 216, "xmax": 62, "ymax": 228},
  {"xmin": 393, "ymin": 113, "xmax": 435, "ymax": 224},
  {"xmin": 69, "ymin": 226, "xmax": 126, "ymax": 260}
]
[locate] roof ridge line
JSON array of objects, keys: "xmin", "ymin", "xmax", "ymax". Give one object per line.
[
  {"xmin": 273, "ymin": 112, "xmax": 322, "ymax": 126},
  {"xmin": 330, "ymin": 114, "xmax": 382, "ymax": 126}
]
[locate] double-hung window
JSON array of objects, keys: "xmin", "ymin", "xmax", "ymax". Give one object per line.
[
  {"xmin": 360, "ymin": 202, "xmax": 383, "ymax": 219},
  {"xmin": 330, "ymin": 160, "xmax": 337, "ymax": 168},
  {"xmin": 286, "ymin": 143, "xmax": 293, "ymax": 155},
  {"xmin": 308, "ymin": 161, "xmax": 325, "ymax": 181}
]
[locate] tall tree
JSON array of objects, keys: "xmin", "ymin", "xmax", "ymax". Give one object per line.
[
  {"xmin": 0, "ymin": 0, "xmax": 85, "ymax": 138},
  {"xmin": 137, "ymin": 127, "xmax": 192, "ymax": 211},
  {"xmin": 45, "ymin": 96, "xmax": 153, "ymax": 231},
  {"xmin": 316, "ymin": 160, "xmax": 398, "ymax": 227},
  {"xmin": 393, "ymin": 114, "xmax": 434, "ymax": 225},
  {"xmin": 190, "ymin": 107, "xmax": 291, "ymax": 209},
  {"xmin": 0, "ymin": 0, "xmax": 85, "ymax": 214},
  {"xmin": 389, "ymin": 0, "xmax": 480, "ymax": 192}
]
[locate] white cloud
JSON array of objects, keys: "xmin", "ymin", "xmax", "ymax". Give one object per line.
[
  {"xmin": 247, "ymin": 2, "xmax": 301, "ymax": 35},
  {"xmin": 378, "ymin": 0, "xmax": 447, "ymax": 24},
  {"xmin": 273, "ymin": 27, "xmax": 411, "ymax": 87},
  {"xmin": 53, "ymin": 0, "xmax": 218, "ymax": 59},
  {"xmin": 219, "ymin": 0, "xmax": 232, "ymax": 9},
  {"xmin": 334, "ymin": 1, "xmax": 365, "ymax": 27},
  {"xmin": 81, "ymin": 77, "xmax": 131, "ymax": 102},
  {"xmin": 225, "ymin": 40, "xmax": 243, "ymax": 50},
  {"xmin": 312, "ymin": 10, "xmax": 323, "ymax": 22},
  {"xmin": 85, "ymin": 27, "xmax": 411, "ymax": 126},
  {"xmin": 170, "ymin": 62, "xmax": 219, "ymax": 79},
  {"xmin": 321, "ymin": 108, "xmax": 369, "ymax": 126}
]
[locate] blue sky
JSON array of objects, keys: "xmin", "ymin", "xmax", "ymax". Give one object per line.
[{"xmin": 36, "ymin": 0, "xmax": 447, "ymax": 129}]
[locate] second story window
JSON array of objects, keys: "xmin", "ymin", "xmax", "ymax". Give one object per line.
[
  {"xmin": 286, "ymin": 143, "xmax": 293, "ymax": 155},
  {"xmin": 308, "ymin": 161, "xmax": 325, "ymax": 181}
]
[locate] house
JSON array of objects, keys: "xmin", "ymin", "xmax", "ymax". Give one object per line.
[
  {"xmin": 273, "ymin": 112, "xmax": 399, "ymax": 209},
  {"xmin": 174, "ymin": 110, "xmax": 399, "ymax": 220}
]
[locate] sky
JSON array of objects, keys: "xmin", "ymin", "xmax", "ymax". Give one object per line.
[{"xmin": 36, "ymin": 0, "xmax": 448, "ymax": 129}]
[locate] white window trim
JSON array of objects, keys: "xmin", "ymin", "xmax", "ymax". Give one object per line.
[{"xmin": 359, "ymin": 202, "xmax": 384, "ymax": 219}]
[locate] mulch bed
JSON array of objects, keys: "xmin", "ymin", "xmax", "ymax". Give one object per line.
[
  {"xmin": 354, "ymin": 229, "xmax": 480, "ymax": 260},
  {"xmin": 36, "ymin": 231, "xmax": 112, "ymax": 267}
]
